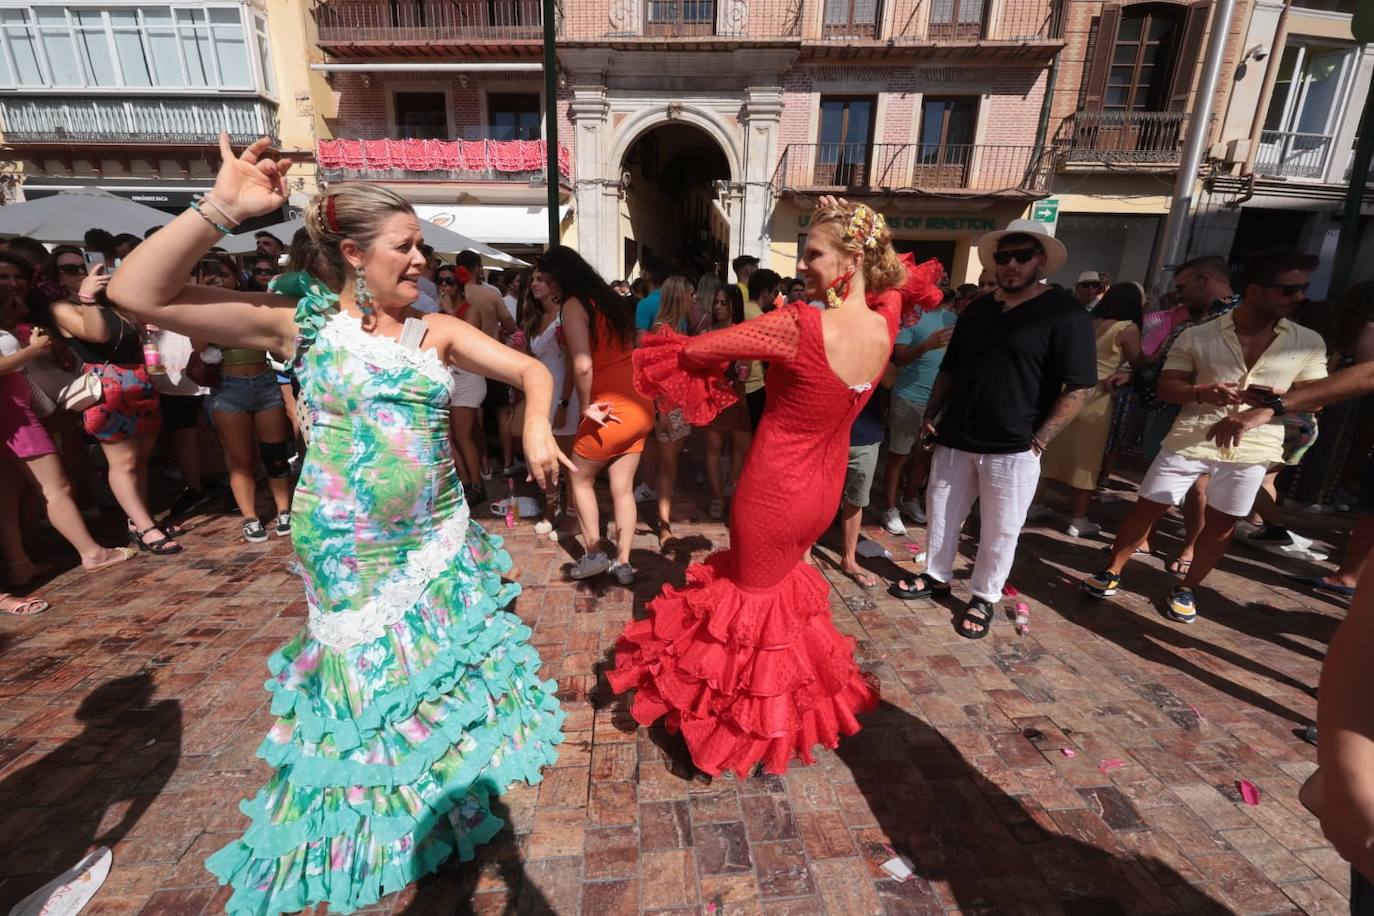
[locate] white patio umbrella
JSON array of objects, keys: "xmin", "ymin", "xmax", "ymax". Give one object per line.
[
  {"xmin": 231, "ymin": 216, "xmax": 529, "ymax": 268},
  {"xmin": 0, "ymin": 188, "xmax": 173, "ymax": 244}
]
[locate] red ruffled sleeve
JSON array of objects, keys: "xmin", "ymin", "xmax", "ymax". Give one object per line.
[
  {"xmin": 634, "ymin": 307, "xmax": 803, "ymax": 425},
  {"xmin": 894, "ymin": 253, "xmax": 947, "ymax": 327}
]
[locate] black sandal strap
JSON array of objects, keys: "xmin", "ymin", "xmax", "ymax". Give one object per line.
[{"xmin": 961, "ymin": 603, "xmax": 994, "ymax": 626}]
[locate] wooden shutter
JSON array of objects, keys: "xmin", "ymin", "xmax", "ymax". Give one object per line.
[
  {"xmin": 1081, "ymin": 4, "xmax": 1122, "ymax": 111},
  {"xmin": 1167, "ymin": 1, "xmax": 1211, "ymax": 111}
]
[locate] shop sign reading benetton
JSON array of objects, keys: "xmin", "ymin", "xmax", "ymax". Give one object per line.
[{"xmin": 797, "ymin": 213, "xmax": 998, "ymax": 232}]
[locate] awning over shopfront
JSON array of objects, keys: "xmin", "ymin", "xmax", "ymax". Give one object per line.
[{"xmin": 413, "ymin": 204, "xmax": 569, "ymax": 247}]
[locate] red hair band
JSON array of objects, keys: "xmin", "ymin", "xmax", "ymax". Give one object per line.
[{"xmin": 325, "ymin": 195, "xmax": 340, "ymax": 233}]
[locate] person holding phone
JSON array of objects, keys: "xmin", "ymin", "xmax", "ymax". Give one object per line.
[{"xmin": 1084, "ymin": 249, "xmax": 1329, "ymax": 622}]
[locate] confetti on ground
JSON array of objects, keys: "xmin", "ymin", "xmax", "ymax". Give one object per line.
[
  {"xmin": 1099, "ymin": 758, "xmax": 1126, "ymax": 773},
  {"xmin": 1061, "ymin": 748, "xmax": 1077, "ymax": 758},
  {"xmin": 1237, "ymin": 780, "xmax": 1261, "ymax": 806}
]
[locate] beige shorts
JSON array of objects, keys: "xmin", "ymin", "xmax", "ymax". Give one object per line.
[{"xmin": 888, "ymin": 396, "xmax": 926, "ymax": 456}]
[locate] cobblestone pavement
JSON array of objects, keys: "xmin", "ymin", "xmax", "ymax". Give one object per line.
[{"xmin": 0, "ymin": 473, "xmax": 1351, "ymax": 915}]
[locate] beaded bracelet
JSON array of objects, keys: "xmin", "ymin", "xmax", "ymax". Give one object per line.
[{"xmin": 190, "ymin": 198, "xmax": 232, "ymax": 235}]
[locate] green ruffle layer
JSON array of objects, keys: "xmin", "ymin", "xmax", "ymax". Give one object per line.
[{"xmin": 206, "ymin": 525, "xmax": 566, "ymax": 915}]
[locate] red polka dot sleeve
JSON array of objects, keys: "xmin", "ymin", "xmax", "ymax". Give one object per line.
[{"xmin": 634, "ymin": 306, "xmax": 803, "ymax": 426}]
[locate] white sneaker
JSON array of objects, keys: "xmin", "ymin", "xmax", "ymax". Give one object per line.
[
  {"xmin": 881, "ymin": 506, "xmax": 907, "ymax": 536},
  {"xmin": 633, "ymin": 482, "xmax": 658, "ymax": 503},
  {"xmin": 899, "ymin": 498, "xmax": 926, "ymax": 525},
  {"xmin": 1066, "ymin": 518, "xmax": 1101, "ymax": 538},
  {"xmin": 1024, "ymin": 503, "xmax": 1054, "ymax": 523}
]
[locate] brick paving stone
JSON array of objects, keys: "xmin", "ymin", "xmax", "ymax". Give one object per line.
[{"xmin": 0, "ymin": 477, "xmax": 1352, "ymax": 913}]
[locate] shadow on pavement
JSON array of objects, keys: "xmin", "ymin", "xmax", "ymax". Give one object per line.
[
  {"xmin": 1015, "ymin": 535, "xmax": 1316, "ymax": 726},
  {"xmin": 0, "ymin": 671, "xmax": 182, "ymax": 909},
  {"xmin": 837, "ymin": 700, "xmax": 1233, "ymax": 914},
  {"xmin": 399, "ymin": 789, "xmax": 554, "ymax": 915}
]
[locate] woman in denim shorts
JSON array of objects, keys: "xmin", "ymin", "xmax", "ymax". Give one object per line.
[{"xmin": 198, "ymin": 256, "xmax": 294, "ymax": 543}]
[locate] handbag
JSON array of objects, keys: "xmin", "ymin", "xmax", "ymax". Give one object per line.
[
  {"xmin": 55, "ymin": 313, "xmax": 125, "ymax": 413},
  {"xmin": 184, "ymin": 351, "xmax": 221, "ymax": 390},
  {"xmin": 23, "ymin": 368, "xmax": 58, "ymax": 418}
]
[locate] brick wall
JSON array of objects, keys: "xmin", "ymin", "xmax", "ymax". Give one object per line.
[
  {"xmin": 330, "ymin": 72, "xmax": 574, "ymax": 159},
  {"xmin": 780, "ymin": 64, "xmax": 1046, "ymax": 150},
  {"xmin": 1051, "ymin": 0, "xmax": 1254, "ymax": 144}
]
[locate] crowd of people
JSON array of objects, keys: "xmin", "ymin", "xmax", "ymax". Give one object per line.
[{"xmin": 2, "ymin": 133, "xmax": 1374, "ymax": 915}]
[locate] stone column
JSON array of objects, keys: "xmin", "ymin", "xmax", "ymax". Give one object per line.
[
  {"xmin": 734, "ymin": 51, "xmax": 791, "ymax": 263},
  {"xmin": 562, "ymin": 49, "xmax": 617, "ymax": 278}
]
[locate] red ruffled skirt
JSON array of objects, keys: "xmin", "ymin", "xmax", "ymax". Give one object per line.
[{"xmin": 606, "ymin": 551, "xmax": 878, "ymax": 777}]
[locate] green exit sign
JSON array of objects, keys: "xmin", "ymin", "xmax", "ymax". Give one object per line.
[{"xmin": 1032, "ymin": 199, "xmax": 1059, "ymax": 223}]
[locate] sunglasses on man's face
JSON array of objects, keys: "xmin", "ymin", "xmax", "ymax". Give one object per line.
[
  {"xmin": 1076, "ymin": 281, "xmax": 1101, "ymax": 290},
  {"xmin": 57, "ymin": 264, "xmax": 88, "ymax": 276},
  {"xmin": 1265, "ymin": 282, "xmax": 1309, "ymax": 297},
  {"xmin": 992, "ymin": 247, "xmax": 1040, "ymax": 266}
]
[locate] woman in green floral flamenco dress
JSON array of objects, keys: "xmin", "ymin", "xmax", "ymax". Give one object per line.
[{"xmin": 108, "ymin": 136, "xmax": 571, "ymax": 914}]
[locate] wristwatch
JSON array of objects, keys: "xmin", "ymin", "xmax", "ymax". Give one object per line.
[
  {"xmin": 1256, "ymin": 392, "xmax": 1287, "ymax": 416},
  {"xmin": 557, "ymin": 398, "xmax": 569, "ymax": 408}
]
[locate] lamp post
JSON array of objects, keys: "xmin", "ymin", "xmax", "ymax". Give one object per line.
[{"xmin": 543, "ymin": 0, "xmax": 559, "ymax": 248}]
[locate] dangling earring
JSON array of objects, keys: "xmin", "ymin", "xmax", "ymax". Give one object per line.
[
  {"xmin": 353, "ymin": 271, "xmax": 375, "ymax": 326},
  {"xmin": 825, "ymin": 268, "xmax": 854, "ymax": 309}
]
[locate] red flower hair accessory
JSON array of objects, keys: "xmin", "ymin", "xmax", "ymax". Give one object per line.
[{"xmin": 454, "ymin": 266, "xmax": 473, "ymax": 285}]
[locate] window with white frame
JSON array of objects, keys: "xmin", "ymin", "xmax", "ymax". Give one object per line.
[{"xmin": 0, "ymin": 4, "xmax": 272, "ymax": 93}]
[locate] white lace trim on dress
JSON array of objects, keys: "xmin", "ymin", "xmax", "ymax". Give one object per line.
[
  {"xmin": 319, "ymin": 312, "xmax": 458, "ymax": 397},
  {"xmin": 305, "ymin": 502, "xmax": 473, "ymax": 650}
]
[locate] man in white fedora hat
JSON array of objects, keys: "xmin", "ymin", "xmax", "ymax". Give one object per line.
[{"xmin": 886, "ymin": 218, "xmax": 1096, "ymax": 638}]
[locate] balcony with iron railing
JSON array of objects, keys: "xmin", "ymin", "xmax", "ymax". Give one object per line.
[
  {"xmin": 0, "ymin": 97, "xmax": 279, "ymax": 147},
  {"xmin": 1054, "ymin": 110, "xmax": 1187, "ymax": 169},
  {"xmin": 316, "ymin": 130, "xmax": 571, "ymax": 184},
  {"xmin": 310, "ymin": 0, "xmax": 1061, "ymax": 50},
  {"xmin": 773, "ymin": 142, "xmax": 1053, "ymax": 195},
  {"xmin": 1255, "ymin": 130, "xmax": 1333, "ymax": 181},
  {"xmin": 312, "ymin": 0, "xmax": 544, "ymax": 54}
]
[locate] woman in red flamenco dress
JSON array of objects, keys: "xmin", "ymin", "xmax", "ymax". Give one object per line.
[{"xmin": 606, "ymin": 198, "xmax": 944, "ymax": 777}]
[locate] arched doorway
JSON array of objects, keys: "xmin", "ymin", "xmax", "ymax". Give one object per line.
[{"xmin": 618, "ymin": 122, "xmax": 731, "ymax": 281}]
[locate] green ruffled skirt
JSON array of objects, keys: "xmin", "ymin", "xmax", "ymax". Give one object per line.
[{"xmin": 206, "ymin": 524, "xmax": 565, "ymax": 915}]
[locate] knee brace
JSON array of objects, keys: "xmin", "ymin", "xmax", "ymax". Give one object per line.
[{"xmin": 260, "ymin": 440, "xmax": 293, "ymax": 479}]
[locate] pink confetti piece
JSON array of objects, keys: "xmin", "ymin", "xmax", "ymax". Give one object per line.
[
  {"xmin": 903, "ymin": 542, "xmax": 924, "ymax": 553},
  {"xmin": 1187, "ymin": 704, "xmax": 1204, "ymax": 721},
  {"xmin": 706, "ymin": 905, "xmax": 717, "ymax": 915},
  {"xmin": 1061, "ymin": 748, "xmax": 1077, "ymax": 758},
  {"xmin": 1098, "ymin": 758, "xmax": 1126, "ymax": 774},
  {"xmin": 1237, "ymin": 780, "xmax": 1260, "ymax": 806},
  {"xmin": 1003, "ymin": 584, "xmax": 1020, "ymax": 598}
]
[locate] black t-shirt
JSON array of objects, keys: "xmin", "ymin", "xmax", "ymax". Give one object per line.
[{"xmin": 935, "ymin": 286, "xmax": 1097, "ymax": 454}]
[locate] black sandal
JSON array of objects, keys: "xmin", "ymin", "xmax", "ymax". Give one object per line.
[
  {"xmin": 888, "ymin": 573, "xmax": 951, "ymax": 601},
  {"xmin": 955, "ymin": 598, "xmax": 994, "ymax": 640},
  {"xmin": 131, "ymin": 525, "xmax": 183, "ymax": 555}
]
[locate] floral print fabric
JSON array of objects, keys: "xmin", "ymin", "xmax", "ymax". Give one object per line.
[{"xmin": 206, "ymin": 273, "xmax": 565, "ymax": 915}]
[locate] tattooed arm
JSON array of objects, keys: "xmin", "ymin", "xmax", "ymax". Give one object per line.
[{"xmin": 1031, "ymin": 384, "xmax": 1093, "ymax": 454}]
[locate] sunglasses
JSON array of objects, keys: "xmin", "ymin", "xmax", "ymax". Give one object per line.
[
  {"xmin": 438, "ymin": 277, "xmax": 458, "ymax": 286},
  {"xmin": 1076, "ymin": 281, "xmax": 1101, "ymax": 289},
  {"xmin": 57, "ymin": 264, "xmax": 88, "ymax": 276},
  {"xmin": 992, "ymin": 247, "xmax": 1040, "ymax": 266},
  {"xmin": 1264, "ymin": 282, "xmax": 1309, "ymax": 296},
  {"xmin": 252, "ymin": 267, "xmax": 277, "ymax": 275}
]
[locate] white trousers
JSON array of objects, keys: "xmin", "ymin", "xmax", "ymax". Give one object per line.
[{"xmin": 925, "ymin": 445, "xmax": 1041, "ymax": 602}]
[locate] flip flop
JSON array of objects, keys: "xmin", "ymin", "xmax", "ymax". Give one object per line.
[
  {"xmin": 0, "ymin": 593, "xmax": 50, "ymax": 616},
  {"xmin": 1287, "ymin": 574, "xmax": 1355, "ymax": 598},
  {"xmin": 839, "ymin": 566, "xmax": 879, "ymax": 590},
  {"xmin": 82, "ymin": 546, "xmax": 138, "ymax": 572},
  {"xmin": 1167, "ymin": 557, "xmax": 1192, "ymax": 577}
]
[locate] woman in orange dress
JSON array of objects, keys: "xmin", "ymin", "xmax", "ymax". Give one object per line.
[{"xmin": 547, "ymin": 247, "xmax": 653, "ymax": 584}]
